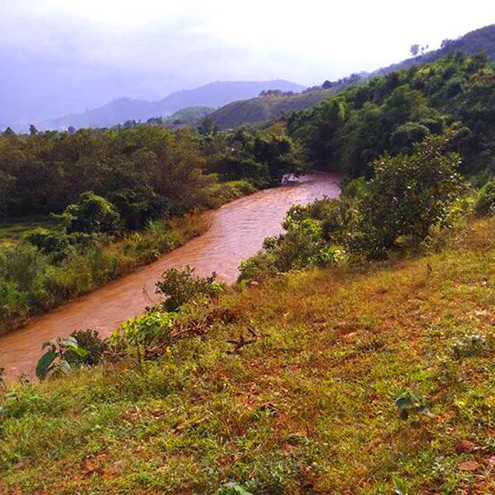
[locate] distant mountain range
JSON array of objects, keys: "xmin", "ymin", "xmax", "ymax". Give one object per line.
[
  {"xmin": 38, "ymin": 80, "xmax": 306, "ymax": 131},
  {"xmin": 9, "ymin": 24, "xmax": 495, "ymax": 133}
]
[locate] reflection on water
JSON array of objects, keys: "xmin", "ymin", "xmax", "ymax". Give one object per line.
[{"xmin": 0, "ymin": 173, "xmax": 340, "ymax": 381}]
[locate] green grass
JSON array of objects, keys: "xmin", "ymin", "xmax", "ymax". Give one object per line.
[
  {"xmin": 3, "ymin": 218, "xmax": 495, "ymax": 492},
  {"xmin": 0, "ymin": 216, "xmax": 62, "ymax": 245},
  {"xmin": 209, "ymin": 89, "xmax": 333, "ymax": 129}
]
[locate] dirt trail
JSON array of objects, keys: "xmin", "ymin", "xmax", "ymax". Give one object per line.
[{"xmin": 0, "ymin": 173, "xmax": 340, "ymax": 381}]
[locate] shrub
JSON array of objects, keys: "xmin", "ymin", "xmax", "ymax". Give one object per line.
[
  {"xmin": 24, "ymin": 227, "xmax": 71, "ymax": 262},
  {"xmin": 0, "ymin": 243, "xmax": 47, "ymax": 292},
  {"xmin": 111, "ymin": 311, "xmax": 177, "ymax": 349},
  {"xmin": 353, "ymin": 133, "xmax": 464, "ymax": 258},
  {"xmin": 474, "ymin": 179, "xmax": 495, "ymax": 216},
  {"xmin": 62, "ymin": 191, "xmax": 122, "ymax": 235},
  {"xmin": 65, "ymin": 329, "xmax": 108, "ymax": 366},
  {"xmin": 156, "ymin": 266, "xmax": 223, "ymax": 311}
]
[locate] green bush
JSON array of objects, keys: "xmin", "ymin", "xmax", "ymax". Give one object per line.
[
  {"xmin": 474, "ymin": 180, "xmax": 495, "ymax": 216},
  {"xmin": 24, "ymin": 227, "xmax": 71, "ymax": 262},
  {"xmin": 65, "ymin": 329, "xmax": 108, "ymax": 366},
  {"xmin": 353, "ymin": 133, "xmax": 464, "ymax": 258},
  {"xmin": 62, "ymin": 191, "xmax": 122, "ymax": 235},
  {"xmin": 112, "ymin": 311, "xmax": 177, "ymax": 349},
  {"xmin": 0, "ymin": 243, "xmax": 47, "ymax": 292},
  {"xmin": 156, "ymin": 266, "xmax": 223, "ymax": 311}
]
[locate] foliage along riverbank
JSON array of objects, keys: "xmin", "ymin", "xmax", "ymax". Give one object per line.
[
  {"xmin": 0, "ymin": 123, "xmax": 303, "ymax": 335},
  {"xmin": 4, "ymin": 128, "xmax": 495, "ymax": 492},
  {"xmin": 3, "ymin": 213, "xmax": 495, "ymax": 493}
]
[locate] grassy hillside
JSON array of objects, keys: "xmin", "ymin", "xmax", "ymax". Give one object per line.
[
  {"xmin": 209, "ymin": 89, "xmax": 333, "ymax": 129},
  {"xmin": 163, "ymin": 106, "xmax": 216, "ymax": 125},
  {"xmin": 3, "ymin": 217, "xmax": 495, "ymax": 492}
]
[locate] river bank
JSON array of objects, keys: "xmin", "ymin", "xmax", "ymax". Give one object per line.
[{"xmin": 0, "ymin": 173, "xmax": 340, "ymax": 381}]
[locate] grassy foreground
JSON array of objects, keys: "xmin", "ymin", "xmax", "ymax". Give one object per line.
[{"xmin": 3, "ymin": 218, "xmax": 495, "ymax": 493}]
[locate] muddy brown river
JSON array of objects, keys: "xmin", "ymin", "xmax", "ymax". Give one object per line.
[{"xmin": 0, "ymin": 173, "xmax": 340, "ymax": 381}]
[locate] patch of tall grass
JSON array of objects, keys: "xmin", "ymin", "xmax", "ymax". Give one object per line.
[{"xmin": 0, "ymin": 213, "xmax": 209, "ymax": 335}]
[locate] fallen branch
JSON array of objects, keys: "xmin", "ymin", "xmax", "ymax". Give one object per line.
[{"xmin": 227, "ymin": 327, "xmax": 261, "ymax": 354}]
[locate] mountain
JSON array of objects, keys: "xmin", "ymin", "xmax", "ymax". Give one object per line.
[
  {"xmin": 38, "ymin": 80, "xmax": 305, "ymax": 131},
  {"xmin": 209, "ymin": 88, "xmax": 334, "ymax": 129},
  {"xmin": 373, "ymin": 24, "xmax": 495, "ymax": 77}
]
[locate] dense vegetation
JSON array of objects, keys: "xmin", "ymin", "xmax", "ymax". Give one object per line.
[
  {"xmin": 0, "ymin": 125, "xmax": 304, "ymax": 333},
  {"xmin": 288, "ymin": 51, "xmax": 495, "ymax": 182},
  {"xmin": 5, "ymin": 42, "xmax": 495, "ymax": 492}
]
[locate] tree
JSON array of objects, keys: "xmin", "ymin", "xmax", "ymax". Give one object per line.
[
  {"xmin": 354, "ymin": 133, "xmax": 464, "ymax": 257},
  {"xmin": 0, "ymin": 171, "xmax": 15, "ymax": 217},
  {"xmin": 29, "ymin": 124, "xmax": 38, "ymax": 136},
  {"xmin": 2, "ymin": 127, "xmax": 16, "ymax": 137},
  {"xmin": 441, "ymin": 39, "xmax": 453, "ymax": 50},
  {"xmin": 62, "ymin": 191, "xmax": 122, "ymax": 235},
  {"xmin": 322, "ymin": 80, "xmax": 333, "ymax": 89},
  {"xmin": 197, "ymin": 117, "xmax": 217, "ymax": 137},
  {"xmin": 410, "ymin": 44, "xmax": 420, "ymax": 57}
]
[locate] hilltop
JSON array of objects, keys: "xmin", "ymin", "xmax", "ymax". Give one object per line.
[
  {"xmin": 209, "ymin": 89, "xmax": 333, "ymax": 129},
  {"xmin": 373, "ymin": 23, "xmax": 495, "ymax": 77}
]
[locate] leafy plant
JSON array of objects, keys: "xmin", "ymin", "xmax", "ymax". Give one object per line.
[
  {"xmin": 112, "ymin": 311, "xmax": 177, "ymax": 348},
  {"xmin": 61, "ymin": 191, "xmax": 122, "ymax": 235},
  {"xmin": 474, "ymin": 179, "xmax": 495, "ymax": 216},
  {"xmin": 451, "ymin": 334, "xmax": 487, "ymax": 359},
  {"xmin": 35, "ymin": 336, "xmax": 89, "ymax": 380},
  {"xmin": 395, "ymin": 390, "xmax": 431, "ymax": 420},
  {"xmin": 110, "ymin": 311, "xmax": 177, "ymax": 370},
  {"xmin": 156, "ymin": 266, "xmax": 223, "ymax": 311},
  {"xmin": 24, "ymin": 227, "xmax": 71, "ymax": 262},
  {"xmin": 65, "ymin": 329, "xmax": 108, "ymax": 366}
]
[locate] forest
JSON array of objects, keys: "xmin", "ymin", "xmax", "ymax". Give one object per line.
[{"xmin": 288, "ymin": 50, "xmax": 495, "ymax": 182}]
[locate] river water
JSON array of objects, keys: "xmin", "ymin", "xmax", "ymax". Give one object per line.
[{"xmin": 0, "ymin": 173, "xmax": 340, "ymax": 381}]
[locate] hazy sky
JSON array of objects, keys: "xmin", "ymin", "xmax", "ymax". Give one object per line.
[{"xmin": 1, "ymin": 0, "xmax": 495, "ymax": 124}]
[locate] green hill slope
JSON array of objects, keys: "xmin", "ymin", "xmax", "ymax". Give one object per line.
[
  {"xmin": 2, "ymin": 217, "xmax": 495, "ymax": 492},
  {"xmin": 209, "ymin": 89, "xmax": 333, "ymax": 129}
]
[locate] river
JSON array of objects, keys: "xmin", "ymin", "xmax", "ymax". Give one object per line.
[{"xmin": 0, "ymin": 173, "xmax": 340, "ymax": 381}]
